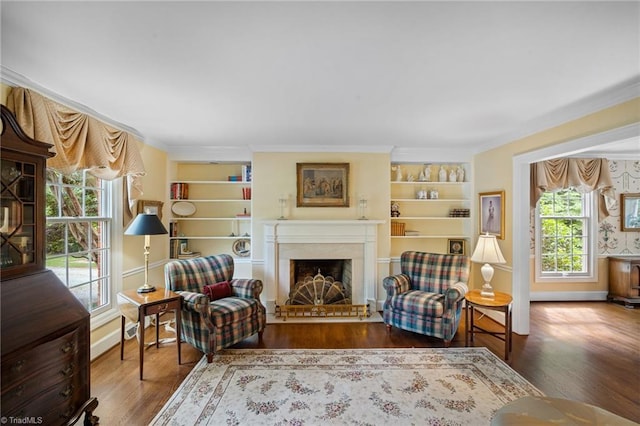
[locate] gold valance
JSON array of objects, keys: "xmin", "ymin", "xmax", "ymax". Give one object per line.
[
  {"xmin": 530, "ymin": 158, "xmax": 615, "ymax": 221},
  {"xmin": 6, "ymin": 87, "xmax": 145, "ymax": 222}
]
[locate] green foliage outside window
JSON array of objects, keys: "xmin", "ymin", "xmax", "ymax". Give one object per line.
[{"xmin": 538, "ymin": 189, "xmax": 587, "ymax": 274}]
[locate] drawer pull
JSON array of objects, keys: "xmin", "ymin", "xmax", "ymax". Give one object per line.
[
  {"xmin": 12, "ymin": 385, "xmax": 24, "ymax": 398},
  {"xmin": 158, "ymin": 303, "xmax": 168, "ymax": 312},
  {"xmin": 60, "ymin": 363, "xmax": 75, "ymax": 377},
  {"xmin": 60, "ymin": 385, "xmax": 74, "ymax": 398},
  {"xmin": 60, "ymin": 405, "xmax": 75, "ymax": 420},
  {"xmin": 61, "ymin": 341, "xmax": 76, "ymax": 353},
  {"xmin": 11, "ymin": 359, "xmax": 26, "ymax": 373}
]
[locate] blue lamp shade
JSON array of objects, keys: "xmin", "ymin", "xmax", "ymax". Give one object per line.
[{"xmin": 125, "ymin": 214, "xmax": 168, "ymax": 236}]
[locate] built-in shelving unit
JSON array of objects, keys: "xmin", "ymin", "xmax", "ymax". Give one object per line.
[
  {"xmin": 169, "ymin": 163, "xmax": 252, "ymax": 260},
  {"xmin": 390, "ymin": 163, "xmax": 472, "ymax": 257}
]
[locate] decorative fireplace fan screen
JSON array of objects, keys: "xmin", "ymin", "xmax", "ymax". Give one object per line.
[
  {"xmin": 287, "ymin": 269, "xmax": 351, "ymax": 306},
  {"xmin": 276, "ymin": 270, "xmax": 369, "ymax": 320}
]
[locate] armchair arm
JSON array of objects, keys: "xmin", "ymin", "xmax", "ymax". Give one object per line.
[
  {"xmin": 383, "ymin": 274, "xmax": 411, "ymax": 297},
  {"xmin": 443, "ymin": 281, "xmax": 469, "ymax": 310},
  {"xmin": 176, "ymin": 291, "xmax": 210, "ymax": 314},
  {"xmin": 230, "ymin": 278, "xmax": 264, "ymax": 299}
]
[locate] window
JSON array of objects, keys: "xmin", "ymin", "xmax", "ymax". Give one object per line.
[
  {"xmin": 535, "ymin": 188, "xmax": 596, "ymax": 281},
  {"xmin": 46, "ymin": 169, "xmax": 112, "ymax": 314}
]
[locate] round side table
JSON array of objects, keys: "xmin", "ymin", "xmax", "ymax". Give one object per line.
[{"xmin": 465, "ymin": 289, "xmax": 513, "ymax": 360}]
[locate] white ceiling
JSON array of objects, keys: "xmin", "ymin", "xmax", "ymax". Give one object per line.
[{"xmin": 1, "ymin": 1, "xmax": 639, "ymax": 161}]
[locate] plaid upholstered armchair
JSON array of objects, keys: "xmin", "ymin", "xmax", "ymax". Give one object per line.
[
  {"xmin": 165, "ymin": 254, "xmax": 266, "ymax": 363},
  {"xmin": 383, "ymin": 251, "xmax": 470, "ymax": 346}
]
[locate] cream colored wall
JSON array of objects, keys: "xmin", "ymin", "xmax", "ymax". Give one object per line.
[
  {"xmin": 122, "ymin": 142, "xmax": 169, "ymax": 286},
  {"xmin": 251, "ymin": 152, "xmax": 391, "ymax": 299},
  {"xmin": 529, "ymin": 257, "xmax": 610, "ymax": 293},
  {"xmin": 92, "ymin": 142, "xmax": 169, "ymax": 345},
  {"xmin": 473, "ymin": 97, "xmax": 640, "ymax": 295}
]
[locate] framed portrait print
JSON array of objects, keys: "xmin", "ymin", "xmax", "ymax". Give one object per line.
[
  {"xmin": 479, "ymin": 190, "xmax": 505, "ymax": 239},
  {"xmin": 620, "ymin": 193, "xmax": 640, "ymax": 232},
  {"xmin": 137, "ymin": 200, "xmax": 164, "ymax": 219},
  {"xmin": 447, "ymin": 239, "xmax": 465, "ymax": 255},
  {"xmin": 297, "ymin": 163, "xmax": 349, "ymax": 207}
]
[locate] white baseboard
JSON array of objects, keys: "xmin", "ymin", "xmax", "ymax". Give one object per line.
[
  {"xmin": 530, "ymin": 291, "xmax": 608, "ymax": 302},
  {"xmin": 91, "ymin": 328, "xmax": 120, "ymax": 361}
]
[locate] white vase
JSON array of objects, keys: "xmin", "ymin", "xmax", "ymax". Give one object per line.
[{"xmin": 438, "ymin": 166, "xmax": 447, "ymax": 182}]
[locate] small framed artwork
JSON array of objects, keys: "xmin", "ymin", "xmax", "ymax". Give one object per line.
[
  {"xmin": 479, "ymin": 190, "xmax": 505, "ymax": 239},
  {"xmin": 137, "ymin": 200, "xmax": 164, "ymax": 219},
  {"xmin": 448, "ymin": 239, "xmax": 465, "ymax": 255},
  {"xmin": 296, "ymin": 163, "xmax": 349, "ymax": 207},
  {"xmin": 620, "ymin": 193, "xmax": 640, "ymax": 232}
]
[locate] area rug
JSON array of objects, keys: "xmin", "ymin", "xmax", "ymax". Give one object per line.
[{"xmin": 149, "ymin": 347, "xmax": 543, "ymax": 426}]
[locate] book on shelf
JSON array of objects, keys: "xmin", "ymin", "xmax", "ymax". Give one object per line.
[
  {"xmin": 169, "ymin": 222, "xmax": 179, "ymax": 237},
  {"xmin": 177, "ymin": 252, "xmax": 201, "ymax": 259},
  {"xmin": 170, "ymin": 182, "xmax": 189, "ymax": 199},
  {"xmin": 242, "ymin": 164, "xmax": 252, "ymax": 182}
]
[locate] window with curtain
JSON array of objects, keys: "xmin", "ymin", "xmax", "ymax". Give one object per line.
[
  {"xmin": 535, "ymin": 188, "xmax": 597, "ymax": 281},
  {"xmin": 46, "ymin": 169, "xmax": 113, "ymax": 314}
]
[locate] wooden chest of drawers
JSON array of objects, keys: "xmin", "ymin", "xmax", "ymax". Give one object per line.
[
  {"xmin": 607, "ymin": 256, "xmax": 640, "ymax": 307},
  {"xmin": 1, "ymin": 271, "xmax": 98, "ymax": 425}
]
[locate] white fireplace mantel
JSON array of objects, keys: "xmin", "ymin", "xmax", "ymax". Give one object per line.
[{"xmin": 263, "ymin": 220, "xmax": 384, "ymax": 313}]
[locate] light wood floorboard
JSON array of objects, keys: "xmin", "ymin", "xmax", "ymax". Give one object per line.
[{"xmin": 90, "ymin": 301, "xmax": 640, "ymax": 425}]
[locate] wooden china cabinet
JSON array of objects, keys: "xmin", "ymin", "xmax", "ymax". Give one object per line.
[{"xmin": 1, "ymin": 105, "xmax": 99, "ymax": 425}]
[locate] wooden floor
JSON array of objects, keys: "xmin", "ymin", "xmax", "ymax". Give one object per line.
[{"xmin": 90, "ymin": 301, "xmax": 640, "ymax": 425}]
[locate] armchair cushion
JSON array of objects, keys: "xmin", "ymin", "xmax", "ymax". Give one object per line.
[
  {"xmin": 203, "ymin": 281, "xmax": 232, "ymax": 300},
  {"xmin": 389, "ymin": 290, "xmax": 445, "ymax": 317},
  {"xmin": 210, "ymin": 297, "xmax": 261, "ymax": 328}
]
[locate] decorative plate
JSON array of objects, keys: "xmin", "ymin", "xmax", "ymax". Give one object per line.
[
  {"xmin": 232, "ymin": 238, "xmax": 251, "ymax": 257},
  {"xmin": 171, "ymin": 201, "xmax": 196, "ymax": 217}
]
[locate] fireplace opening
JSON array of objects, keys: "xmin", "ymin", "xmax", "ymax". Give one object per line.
[{"xmin": 287, "ymin": 259, "xmax": 352, "ymax": 305}]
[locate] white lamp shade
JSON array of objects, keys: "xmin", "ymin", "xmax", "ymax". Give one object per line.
[{"xmin": 471, "ymin": 234, "xmax": 506, "ymax": 264}]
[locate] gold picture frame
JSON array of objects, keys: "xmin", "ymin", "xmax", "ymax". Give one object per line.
[
  {"xmin": 447, "ymin": 239, "xmax": 465, "ymax": 255},
  {"xmin": 137, "ymin": 200, "xmax": 164, "ymax": 219},
  {"xmin": 296, "ymin": 163, "xmax": 349, "ymax": 207},
  {"xmin": 479, "ymin": 190, "xmax": 505, "ymax": 239},
  {"xmin": 620, "ymin": 192, "xmax": 640, "ymax": 232}
]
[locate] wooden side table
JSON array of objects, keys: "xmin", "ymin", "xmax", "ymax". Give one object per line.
[
  {"xmin": 117, "ymin": 289, "xmax": 182, "ymax": 379},
  {"xmin": 465, "ymin": 289, "xmax": 513, "ymax": 360}
]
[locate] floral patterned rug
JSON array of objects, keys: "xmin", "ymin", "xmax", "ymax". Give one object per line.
[{"xmin": 149, "ymin": 347, "xmax": 543, "ymax": 426}]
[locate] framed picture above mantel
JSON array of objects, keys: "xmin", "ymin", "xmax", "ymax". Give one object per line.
[{"xmin": 296, "ymin": 163, "xmax": 349, "ymax": 207}]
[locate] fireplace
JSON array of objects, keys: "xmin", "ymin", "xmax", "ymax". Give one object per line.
[
  {"xmin": 288, "ymin": 259, "xmax": 352, "ymax": 305},
  {"xmin": 264, "ymin": 220, "xmax": 384, "ymax": 318}
]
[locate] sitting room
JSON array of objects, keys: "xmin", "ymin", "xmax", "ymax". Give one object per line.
[{"xmin": 1, "ymin": 1, "xmax": 639, "ymax": 424}]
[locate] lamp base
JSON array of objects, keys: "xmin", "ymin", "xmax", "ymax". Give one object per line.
[
  {"xmin": 480, "ymin": 283, "xmax": 495, "ymax": 298},
  {"xmin": 137, "ymin": 284, "xmax": 156, "ymax": 293}
]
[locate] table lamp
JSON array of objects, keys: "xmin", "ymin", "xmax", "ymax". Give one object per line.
[
  {"xmin": 125, "ymin": 213, "xmax": 168, "ymax": 293},
  {"xmin": 470, "ymin": 233, "xmax": 506, "ymax": 298}
]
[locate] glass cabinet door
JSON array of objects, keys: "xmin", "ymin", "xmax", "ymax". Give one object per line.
[{"xmin": 1, "ymin": 158, "xmax": 36, "ymax": 268}]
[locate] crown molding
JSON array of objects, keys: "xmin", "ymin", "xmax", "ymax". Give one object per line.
[
  {"xmin": 166, "ymin": 145, "xmax": 254, "ymax": 162},
  {"xmin": 250, "ymin": 144, "xmax": 394, "ymax": 154},
  {"xmin": 476, "ymin": 75, "xmax": 640, "ymax": 152},
  {"xmin": 1, "ymin": 66, "xmax": 148, "ymax": 143},
  {"xmin": 390, "ymin": 146, "xmax": 474, "ymax": 163}
]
